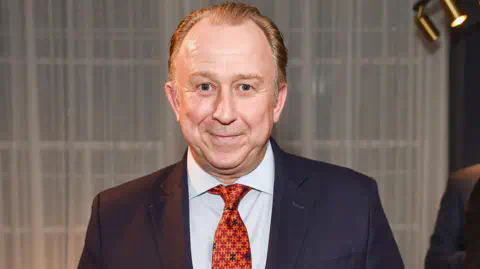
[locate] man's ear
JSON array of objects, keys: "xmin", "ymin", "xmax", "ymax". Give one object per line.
[
  {"xmin": 165, "ymin": 81, "xmax": 180, "ymax": 122},
  {"xmin": 273, "ymin": 83, "xmax": 288, "ymax": 123}
]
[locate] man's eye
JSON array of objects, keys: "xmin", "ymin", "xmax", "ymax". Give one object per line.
[
  {"xmin": 239, "ymin": 84, "xmax": 252, "ymax": 91},
  {"xmin": 199, "ymin": 83, "xmax": 211, "ymax": 91}
]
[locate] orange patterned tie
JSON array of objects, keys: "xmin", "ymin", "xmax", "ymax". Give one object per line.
[{"xmin": 208, "ymin": 184, "xmax": 252, "ymax": 269}]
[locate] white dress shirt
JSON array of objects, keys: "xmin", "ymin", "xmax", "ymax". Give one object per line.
[{"xmin": 187, "ymin": 141, "xmax": 275, "ymax": 269}]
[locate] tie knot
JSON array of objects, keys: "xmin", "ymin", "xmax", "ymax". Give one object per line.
[{"xmin": 208, "ymin": 184, "xmax": 252, "ymax": 210}]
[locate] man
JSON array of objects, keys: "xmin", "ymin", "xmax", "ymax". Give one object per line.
[
  {"xmin": 78, "ymin": 2, "xmax": 404, "ymax": 269},
  {"xmin": 425, "ymin": 168, "xmax": 480, "ymax": 269},
  {"xmin": 465, "ymin": 178, "xmax": 480, "ymax": 269},
  {"xmin": 425, "ymin": 177, "xmax": 478, "ymax": 269}
]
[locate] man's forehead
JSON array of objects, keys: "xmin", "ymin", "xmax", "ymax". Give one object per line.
[
  {"xmin": 175, "ymin": 18, "xmax": 274, "ymax": 80},
  {"xmin": 186, "ymin": 50, "xmax": 269, "ymax": 71},
  {"xmin": 186, "ymin": 61, "xmax": 264, "ymax": 81},
  {"xmin": 187, "ymin": 51, "xmax": 265, "ymax": 64},
  {"xmin": 180, "ymin": 19, "xmax": 271, "ymax": 57}
]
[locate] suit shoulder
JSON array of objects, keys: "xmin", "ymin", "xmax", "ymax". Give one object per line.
[
  {"xmin": 286, "ymin": 152, "xmax": 376, "ymax": 190},
  {"xmin": 447, "ymin": 177, "xmax": 479, "ymax": 198},
  {"xmin": 95, "ymin": 162, "xmax": 177, "ymax": 210},
  {"xmin": 284, "ymin": 153, "xmax": 380, "ymax": 216}
]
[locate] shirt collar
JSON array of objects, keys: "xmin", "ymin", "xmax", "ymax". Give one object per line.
[{"xmin": 187, "ymin": 141, "xmax": 275, "ymax": 200}]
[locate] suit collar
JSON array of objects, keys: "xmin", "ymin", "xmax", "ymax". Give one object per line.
[
  {"xmin": 156, "ymin": 137, "xmax": 308, "ymax": 196},
  {"xmin": 270, "ymin": 138, "xmax": 309, "ymax": 188},
  {"xmin": 187, "ymin": 140, "xmax": 276, "ymax": 199},
  {"xmin": 152, "ymin": 150, "xmax": 188, "ymax": 197}
]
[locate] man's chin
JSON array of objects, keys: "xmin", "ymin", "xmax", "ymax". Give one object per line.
[
  {"xmin": 207, "ymin": 155, "xmax": 243, "ymax": 171},
  {"xmin": 202, "ymin": 147, "xmax": 246, "ymax": 168}
]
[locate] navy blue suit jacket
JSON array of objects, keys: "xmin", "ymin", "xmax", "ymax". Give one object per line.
[
  {"xmin": 78, "ymin": 139, "xmax": 404, "ymax": 269},
  {"xmin": 425, "ymin": 177, "xmax": 478, "ymax": 269},
  {"xmin": 465, "ymin": 178, "xmax": 480, "ymax": 269}
]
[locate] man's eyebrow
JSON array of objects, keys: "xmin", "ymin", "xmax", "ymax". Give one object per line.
[
  {"xmin": 188, "ymin": 71, "xmax": 264, "ymax": 83},
  {"xmin": 232, "ymin": 73, "xmax": 264, "ymax": 83},
  {"xmin": 189, "ymin": 71, "xmax": 218, "ymax": 81}
]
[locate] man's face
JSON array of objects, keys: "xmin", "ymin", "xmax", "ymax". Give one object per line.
[{"xmin": 165, "ymin": 18, "xmax": 287, "ymax": 181}]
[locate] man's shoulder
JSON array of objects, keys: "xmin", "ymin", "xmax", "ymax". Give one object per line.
[
  {"xmin": 94, "ymin": 162, "xmax": 178, "ymax": 210},
  {"xmin": 284, "ymin": 151, "xmax": 376, "ymax": 192},
  {"xmin": 445, "ymin": 175, "xmax": 480, "ymax": 207},
  {"xmin": 283, "ymin": 152, "xmax": 379, "ymax": 216}
]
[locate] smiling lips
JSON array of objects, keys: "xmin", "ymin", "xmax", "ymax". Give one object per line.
[
  {"xmin": 212, "ymin": 133, "xmax": 240, "ymax": 137},
  {"xmin": 209, "ymin": 133, "xmax": 242, "ymax": 142}
]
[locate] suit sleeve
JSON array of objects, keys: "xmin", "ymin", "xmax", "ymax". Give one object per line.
[
  {"xmin": 366, "ymin": 181, "xmax": 405, "ymax": 269},
  {"xmin": 425, "ymin": 179, "xmax": 465, "ymax": 269},
  {"xmin": 465, "ymin": 179, "xmax": 480, "ymax": 269},
  {"xmin": 78, "ymin": 194, "xmax": 103, "ymax": 269}
]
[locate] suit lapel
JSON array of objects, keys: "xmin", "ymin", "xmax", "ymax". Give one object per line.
[
  {"xmin": 148, "ymin": 154, "xmax": 193, "ymax": 269},
  {"xmin": 265, "ymin": 139, "xmax": 317, "ymax": 269}
]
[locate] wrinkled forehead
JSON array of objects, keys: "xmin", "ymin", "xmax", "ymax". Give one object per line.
[
  {"xmin": 176, "ymin": 19, "xmax": 275, "ymax": 79},
  {"xmin": 185, "ymin": 52, "xmax": 269, "ymax": 74}
]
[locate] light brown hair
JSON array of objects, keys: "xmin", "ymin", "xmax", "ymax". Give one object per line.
[{"xmin": 167, "ymin": 1, "xmax": 288, "ymax": 89}]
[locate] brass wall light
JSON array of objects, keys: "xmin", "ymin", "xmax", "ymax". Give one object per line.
[
  {"xmin": 413, "ymin": 0, "xmax": 469, "ymax": 41},
  {"xmin": 416, "ymin": 5, "xmax": 441, "ymax": 41},
  {"xmin": 441, "ymin": 0, "xmax": 468, "ymax": 27}
]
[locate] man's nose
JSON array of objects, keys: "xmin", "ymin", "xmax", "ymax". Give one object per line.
[{"xmin": 212, "ymin": 89, "xmax": 237, "ymax": 125}]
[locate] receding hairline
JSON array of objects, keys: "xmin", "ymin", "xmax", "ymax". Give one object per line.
[
  {"xmin": 179, "ymin": 16, "xmax": 271, "ymax": 52},
  {"xmin": 171, "ymin": 14, "xmax": 276, "ymax": 78}
]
